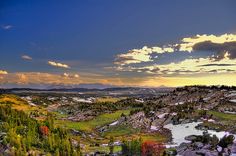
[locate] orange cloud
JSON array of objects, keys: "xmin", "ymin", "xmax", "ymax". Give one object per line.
[
  {"xmin": 0, "ymin": 71, "xmax": 236, "ymax": 87},
  {"xmin": 0, "ymin": 72, "xmax": 80, "ymax": 85}
]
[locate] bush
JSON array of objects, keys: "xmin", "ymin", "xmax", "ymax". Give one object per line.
[
  {"xmin": 141, "ymin": 141, "xmax": 165, "ymax": 156},
  {"xmin": 218, "ymin": 135, "xmax": 235, "ymax": 149}
]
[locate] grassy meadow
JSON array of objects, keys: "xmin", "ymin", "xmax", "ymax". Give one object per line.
[{"xmin": 55, "ymin": 109, "xmax": 131, "ymax": 132}]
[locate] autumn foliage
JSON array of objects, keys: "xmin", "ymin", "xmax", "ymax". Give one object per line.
[
  {"xmin": 40, "ymin": 125, "xmax": 49, "ymax": 136},
  {"xmin": 141, "ymin": 141, "xmax": 165, "ymax": 156}
]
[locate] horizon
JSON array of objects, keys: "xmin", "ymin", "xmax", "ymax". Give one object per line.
[
  {"xmin": 1, "ymin": 0, "xmax": 236, "ymax": 87},
  {"xmin": 1, "ymin": 84, "xmax": 236, "ymax": 90}
]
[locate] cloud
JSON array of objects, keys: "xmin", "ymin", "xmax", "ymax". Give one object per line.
[
  {"xmin": 0, "ymin": 72, "xmax": 130, "ymax": 87},
  {"xmin": 115, "ymin": 46, "xmax": 175, "ymax": 65},
  {"xmin": 1, "ymin": 25, "xmax": 13, "ymax": 30},
  {"xmin": 113, "ymin": 33, "xmax": 236, "ymax": 78},
  {"xmin": 192, "ymin": 41, "xmax": 236, "ymax": 59},
  {"xmin": 179, "ymin": 34, "xmax": 236, "ymax": 52},
  {"xmin": 0, "ymin": 72, "xmax": 80, "ymax": 85},
  {"xmin": 48, "ymin": 61, "xmax": 70, "ymax": 69},
  {"xmin": 198, "ymin": 63, "xmax": 236, "ymax": 67},
  {"xmin": 63, "ymin": 73, "xmax": 69, "ymax": 77},
  {"xmin": 116, "ymin": 53, "xmax": 236, "ymax": 76},
  {"xmin": 115, "ymin": 33, "xmax": 236, "ymax": 66},
  {"xmin": 0, "ymin": 70, "xmax": 8, "ymax": 75},
  {"xmin": 21, "ymin": 55, "xmax": 32, "ymax": 60},
  {"xmin": 115, "ymin": 47, "xmax": 152, "ymax": 65},
  {"xmin": 74, "ymin": 74, "xmax": 79, "ymax": 78},
  {"xmin": 62, "ymin": 73, "xmax": 79, "ymax": 78},
  {"xmin": 0, "ymin": 71, "xmax": 236, "ymax": 88}
]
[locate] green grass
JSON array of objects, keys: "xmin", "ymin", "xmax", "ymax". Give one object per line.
[
  {"xmin": 139, "ymin": 133, "xmax": 167, "ymax": 142},
  {"xmin": 0, "ymin": 94, "xmax": 47, "ymax": 116},
  {"xmin": 95, "ymin": 97, "xmax": 124, "ymax": 103},
  {"xmin": 85, "ymin": 145, "xmax": 121, "ymax": 154},
  {"xmin": 208, "ymin": 111, "xmax": 236, "ymax": 121},
  {"xmin": 198, "ymin": 111, "xmax": 236, "ymax": 133},
  {"xmin": 103, "ymin": 125, "xmax": 139, "ymax": 137},
  {"xmin": 0, "ymin": 94, "xmax": 28, "ymax": 105},
  {"xmin": 103, "ymin": 124, "xmax": 167, "ymax": 143},
  {"xmin": 200, "ymin": 121, "xmax": 224, "ymax": 131},
  {"xmin": 53, "ymin": 111, "xmax": 69, "ymax": 118},
  {"xmin": 56, "ymin": 110, "xmax": 131, "ymax": 132}
]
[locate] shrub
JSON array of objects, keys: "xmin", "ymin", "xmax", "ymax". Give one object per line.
[
  {"xmin": 141, "ymin": 141, "xmax": 165, "ymax": 156},
  {"xmin": 39, "ymin": 126, "xmax": 49, "ymax": 136}
]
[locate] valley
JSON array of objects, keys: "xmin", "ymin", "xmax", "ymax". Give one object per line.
[{"xmin": 1, "ymin": 86, "xmax": 236, "ymax": 155}]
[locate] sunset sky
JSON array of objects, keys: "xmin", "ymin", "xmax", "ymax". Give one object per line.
[{"xmin": 1, "ymin": 0, "xmax": 236, "ymax": 88}]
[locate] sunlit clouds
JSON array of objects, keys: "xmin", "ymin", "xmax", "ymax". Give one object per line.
[
  {"xmin": 0, "ymin": 71, "xmax": 236, "ymax": 87},
  {"xmin": 1, "ymin": 33, "xmax": 236, "ymax": 87},
  {"xmin": 115, "ymin": 46, "xmax": 175, "ymax": 65},
  {"xmin": 0, "ymin": 72, "xmax": 80, "ymax": 85},
  {"xmin": 179, "ymin": 34, "xmax": 236, "ymax": 52},
  {"xmin": 74, "ymin": 74, "xmax": 79, "ymax": 78},
  {"xmin": 0, "ymin": 72, "xmax": 130, "ymax": 87},
  {"xmin": 63, "ymin": 73, "xmax": 80, "ymax": 78},
  {"xmin": 118, "ymin": 56, "xmax": 236, "ymax": 75},
  {"xmin": 114, "ymin": 33, "xmax": 236, "ymax": 78},
  {"xmin": 0, "ymin": 70, "xmax": 8, "ymax": 75},
  {"xmin": 115, "ymin": 33, "xmax": 236, "ymax": 66},
  {"xmin": 48, "ymin": 61, "xmax": 70, "ymax": 69}
]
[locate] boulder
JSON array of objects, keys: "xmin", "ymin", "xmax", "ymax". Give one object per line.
[
  {"xmin": 194, "ymin": 142, "xmax": 204, "ymax": 149},
  {"xmin": 181, "ymin": 149, "xmax": 197, "ymax": 156},
  {"xmin": 185, "ymin": 135, "xmax": 197, "ymax": 141}
]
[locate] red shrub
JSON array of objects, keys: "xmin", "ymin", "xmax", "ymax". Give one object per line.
[
  {"xmin": 141, "ymin": 141, "xmax": 165, "ymax": 156},
  {"xmin": 39, "ymin": 125, "xmax": 49, "ymax": 136}
]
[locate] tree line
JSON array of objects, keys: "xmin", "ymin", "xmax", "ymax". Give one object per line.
[{"xmin": 0, "ymin": 105, "xmax": 81, "ymax": 156}]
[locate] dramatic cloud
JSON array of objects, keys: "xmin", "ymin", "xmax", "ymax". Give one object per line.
[
  {"xmin": 117, "ymin": 53, "xmax": 236, "ymax": 75},
  {"xmin": 179, "ymin": 34, "xmax": 236, "ymax": 52},
  {"xmin": 115, "ymin": 33, "xmax": 236, "ymax": 66},
  {"xmin": 1, "ymin": 25, "xmax": 13, "ymax": 30},
  {"xmin": 114, "ymin": 33, "xmax": 236, "ymax": 78},
  {"xmin": 21, "ymin": 55, "xmax": 32, "ymax": 60},
  {"xmin": 0, "ymin": 70, "xmax": 8, "ymax": 75},
  {"xmin": 48, "ymin": 61, "xmax": 70, "ymax": 69},
  {"xmin": 192, "ymin": 41, "xmax": 236, "ymax": 60}
]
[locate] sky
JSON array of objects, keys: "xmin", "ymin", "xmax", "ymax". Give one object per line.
[{"xmin": 1, "ymin": 0, "xmax": 236, "ymax": 88}]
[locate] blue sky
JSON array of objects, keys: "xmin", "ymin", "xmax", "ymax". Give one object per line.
[{"xmin": 1, "ymin": 0, "xmax": 236, "ymax": 87}]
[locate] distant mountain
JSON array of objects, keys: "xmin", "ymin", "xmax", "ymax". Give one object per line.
[
  {"xmin": 0, "ymin": 83, "xmax": 118, "ymax": 90},
  {"xmin": 0, "ymin": 85, "xmax": 174, "ymax": 97},
  {"xmin": 76, "ymin": 83, "xmax": 116, "ymax": 89},
  {"xmin": 0, "ymin": 83, "xmax": 175, "ymax": 97},
  {"xmin": 45, "ymin": 83, "xmax": 118, "ymax": 89}
]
